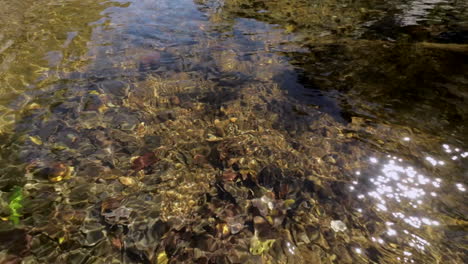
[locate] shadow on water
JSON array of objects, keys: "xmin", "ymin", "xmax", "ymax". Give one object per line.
[{"xmin": 213, "ymin": 0, "xmax": 468, "ymax": 143}]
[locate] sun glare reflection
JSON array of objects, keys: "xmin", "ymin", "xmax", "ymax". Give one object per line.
[{"xmin": 351, "ymin": 143, "xmax": 467, "ymax": 261}]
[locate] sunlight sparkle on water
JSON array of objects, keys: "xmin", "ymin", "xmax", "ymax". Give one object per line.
[
  {"xmin": 285, "ymin": 241, "xmax": 297, "ymax": 255},
  {"xmin": 387, "ymin": 228, "xmax": 397, "ymax": 236},
  {"xmin": 456, "ymin": 183, "xmax": 466, "ymax": 192},
  {"xmin": 350, "ymin": 142, "xmax": 468, "ymax": 260}
]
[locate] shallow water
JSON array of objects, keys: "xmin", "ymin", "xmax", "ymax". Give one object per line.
[{"xmin": 0, "ymin": 0, "xmax": 467, "ymax": 263}]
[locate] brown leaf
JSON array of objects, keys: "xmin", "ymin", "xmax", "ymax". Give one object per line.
[
  {"xmin": 110, "ymin": 237, "xmax": 123, "ymax": 250},
  {"xmin": 101, "ymin": 196, "xmax": 124, "ymax": 214},
  {"xmin": 222, "ymin": 169, "xmax": 238, "ymax": 181},
  {"xmin": 131, "ymin": 152, "xmax": 159, "ymax": 171}
]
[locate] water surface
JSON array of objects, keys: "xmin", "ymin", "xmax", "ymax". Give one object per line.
[{"xmin": 0, "ymin": 0, "xmax": 467, "ymax": 263}]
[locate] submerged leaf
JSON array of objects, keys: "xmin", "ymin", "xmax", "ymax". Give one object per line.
[
  {"xmin": 29, "ymin": 136, "xmax": 43, "ymax": 145},
  {"xmin": 8, "ymin": 186, "xmax": 23, "ymax": 225},
  {"xmin": 131, "ymin": 152, "xmax": 159, "ymax": 171},
  {"xmin": 250, "ymin": 235, "xmax": 275, "ymax": 255},
  {"xmin": 157, "ymin": 251, "xmax": 168, "ymax": 264}
]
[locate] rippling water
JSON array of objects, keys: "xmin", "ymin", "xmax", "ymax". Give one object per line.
[{"xmin": 0, "ymin": 0, "xmax": 467, "ymax": 263}]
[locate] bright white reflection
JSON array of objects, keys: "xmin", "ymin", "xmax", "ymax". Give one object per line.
[
  {"xmin": 442, "ymin": 144, "xmax": 468, "ymax": 160},
  {"xmin": 456, "ymin": 183, "xmax": 466, "ymax": 192},
  {"xmin": 352, "ymin": 142, "xmax": 466, "ymax": 262},
  {"xmin": 362, "ymin": 159, "xmax": 440, "ymax": 213},
  {"xmin": 285, "ymin": 241, "xmax": 297, "ymax": 255},
  {"xmin": 425, "ymin": 156, "xmax": 444, "ymax": 166}
]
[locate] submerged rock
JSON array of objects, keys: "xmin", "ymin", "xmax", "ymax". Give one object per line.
[{"xmin": 330, "ymin": 220, "xmax": 347, "ymax": 233}]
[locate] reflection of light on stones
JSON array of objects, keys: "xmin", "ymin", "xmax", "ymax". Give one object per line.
[
  {"xmin": 372, "ymin": 237, "xmax": 385, "ymax": 244},
  {"xmin": 353, "ymin": 142, "xmax": 468, "ymax": 261},
  {"xmin": 425, "ymin": 156, "xmax": 442, "ymax": 166},
  {"xmin": 285, "ymin": 241, "xmax": 297, "ymax": 255},
  {"xmin": 403, "ymin": 137, "xmax": 411, "ymax": 141},
  {"xmin": 456, "ymin": 183, "xmax": 466, "ymax": 192},
  {"xmin": 387, "ymin": 228, "xmax": 397, "ymax": 236},
  {"xmin": 350, "ymin": 153, "xmax": 458, "ymax": 260},
  {"xmin": 355, "ymin": 158, "xmax": 444, "ymax": 230},
  {"xmin": 443, "ymin": 144, "xmax": 468, "ymax": 159},
  {"xmin": 354, "ymin": 248, "xmax": 363, "ymax": 254},
  {"xmin": 363, "ymin": 160, "xmax": 438, "ymax": 214}
]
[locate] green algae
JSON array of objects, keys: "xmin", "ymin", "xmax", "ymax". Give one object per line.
[{"xmin": 8, "ymin": 186, "xmax": 23, "ymax": 225}]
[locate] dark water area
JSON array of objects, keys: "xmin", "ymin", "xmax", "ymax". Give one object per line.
[{"xmin": 0, "ymin": 0, "xmax": 467, "ymax": 263}]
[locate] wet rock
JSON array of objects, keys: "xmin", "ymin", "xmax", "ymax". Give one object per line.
[
  {"xmin": 226, "ymin": 217, "xmax": 244, "ymax": 234},
  {"xmin": 102, "ymin": 206, "xmax": 132, "ymax": 225},
  {"xmin": 109, "ymin": 110, "xmax": 140, "ymax": 131},
  {"xmin": 156, "ymin": 110, "xmax": 176, "ymax": 123},
  {"xmin": 138, "ymin": 52, "xmax": 162, "ymax": 72},
  {"xmin": 0, "ymin": 229, "xmax": 31, "ymax": 257},
  {"xmin": 119, "ymin": 177, "xmax": 136, "ymax": 186},
  {"xmin": 62, "ymin": 249, "xmax": 90, "ymax": 264},
  {"xmin": 253, "ymin": 216, "xmax": 271, "ymax": 238},
  {"xmin": 330, "ymin": 220, "xmax": 347, "ymax": 232},
  {"xmin": 82, "ymin": 229, "xmax": 106, "ymax": 247},
  {"xmin": 38, "ymin": 120, "xmax": 62, "ymax": 140},
  {"xmin": 305, "ymin": 225, "xmax": 320, "ymax": 242},
  {"xmin": 258, "ymin": 166, "xmax": 283, "ymax": 190},
  {"xmin": 193, "ymin": 154, "xmax": 209, "ymax": 167},
  {"xmin": 169, "ymin": 96, "xmax": 181, "ymax": 105},
  {"xmin": 99, "ymin": 80, "xmax": 129, "ymax": 97},
  {"xmin": 101, "ymin": 196, "xmax": 123, "ymax": 213},
  {"xmin": 28, "ymin": 161, "xmax": 74, "ymax": 182},
  {"xmin": 143, "ymin": 134, "xmax": 162, "ymax": 149},
  {"xmin": 322, "ymin": 154, "xmax": 337, "ymax": 164},
  {"xmin": 334, "ymin": 244, "xmax": 353, "ymax": 263},
  {"xmin": 30, "ymin": 234, "xmax": 60, "ymax": 261}
]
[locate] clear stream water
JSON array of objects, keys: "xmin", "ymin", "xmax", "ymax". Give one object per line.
[{"xmin": 0, "ymin": 0, "xmax": 467, "ymax": 263}]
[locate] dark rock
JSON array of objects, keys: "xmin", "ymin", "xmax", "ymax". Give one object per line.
[
  {"xmin": 156, "ymin": 111, "xmax": 176, "ymax": 123},
  {"xmin": 99, "ymin": 80, "xmax": 129, "ymax": 97},
  {"xmin": 143, "ymin": 135, "xmax": 161, "ymax": 149}
]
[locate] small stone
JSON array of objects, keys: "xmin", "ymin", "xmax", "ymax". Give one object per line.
[
  {"xmin": 206, "ymin": 134, "xmax": 223, "ymax": 142},
  {"xmin": 216, "ymin": 223, "xmax": 230, "ymax": 238},
  {"xmin": 47, "ymin": 163, "xmax": 74, "ymax": 182},
  {"xmin": 156, "ymin": 110, "xmax": 175, "ymax": 123},
  {"xmin": 169, "ymin": 96, "xmax": 181, "ymax": 105},
  {"xmin": 119, "ymin": 177, "xmax": 136, "ymax": 186},
  {"xmin": 29, "ymin": 136, "xmax": 43, "ymax": 145},
  {"xmin": 330, "ymin": 220, "xmax": 347, "ymax": 232}
]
